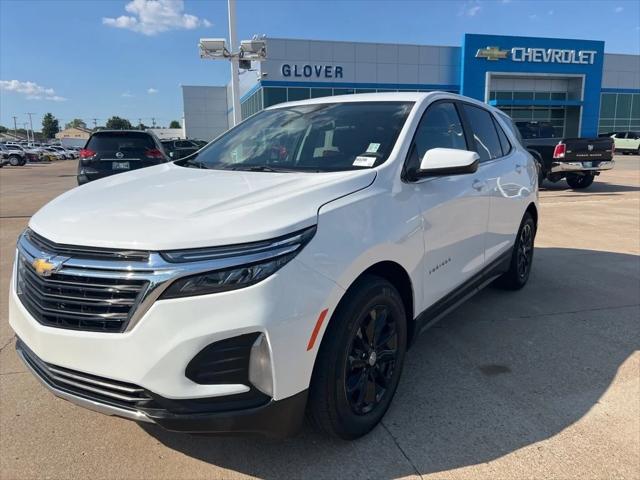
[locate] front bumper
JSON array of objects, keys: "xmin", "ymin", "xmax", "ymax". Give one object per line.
[
  {"xmin": 16, "ymin": 338, "xmax": 307, "ymax": 436},
  {"xmin": 550, "ymin": 160, "xmax": 615, "ymax": 174},
  {"xmin": 10, "ymin": 255, "xmax": 340, "ymax": 398}
]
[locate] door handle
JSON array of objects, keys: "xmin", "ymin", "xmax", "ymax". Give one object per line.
[{"xmin": 472, "ymin": 179, "xmax": 485, "ymax": 191}]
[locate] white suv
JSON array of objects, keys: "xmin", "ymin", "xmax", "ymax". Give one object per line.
[{"xmin": 9, "ymin": 92, "xmax": 538, "ymax": 439}]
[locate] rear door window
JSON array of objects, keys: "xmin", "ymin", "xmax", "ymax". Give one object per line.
[{"xmin": 462, "ymin": 104, "xmax": 503, "ymax": 161}]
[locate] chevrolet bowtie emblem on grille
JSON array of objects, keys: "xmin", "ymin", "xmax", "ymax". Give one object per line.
[
  {"xmin": 32, "ymin": 257, "xmax": 65, "ymax": 277},
  {"xmin": 476, "ymin": 46, "xmax": 509, "ymax": 61}
]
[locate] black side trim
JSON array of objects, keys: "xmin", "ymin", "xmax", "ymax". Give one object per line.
[
  {"xmin": 411, "ymin": 250, "xmax": 511, "ymax": 344},
  {"xmin": 146, "ymin": 390, "xmax": 308, "ymax": 438}
]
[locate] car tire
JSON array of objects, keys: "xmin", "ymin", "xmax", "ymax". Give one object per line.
[
  {"xmin": 566, "ymin": 173, "xmax": 595, "ymax": 189},
  {"xmin": 9, "ymin": 155, "xmax": 22, "ymax": 166},
  {"xmin": 307, "ymin": 275, "xmax": 407, "ymax": 439},
  {"xmin": 496, "ymin": 212, "xmax": 536, "ymax": 291}
]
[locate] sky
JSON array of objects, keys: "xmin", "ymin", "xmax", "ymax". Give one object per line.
[{"xmin": 1, "ymin": 0, "xmax": 639, "ymax": 130}]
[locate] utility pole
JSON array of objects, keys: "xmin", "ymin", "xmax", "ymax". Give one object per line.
[
  {"xmin": 91, "ymin": 118, "xmax": 99, "ymax": 129},
  {"xmin": 151, "ymin": 117, "xmax": 156, "ymax": 128},
  {"xmin": 12, "ymin": 116, "xmax": 18, "ymax": 139},
  {"xmin": 228, "ymin": 0, "xmax": 241, "ymax": 127},
  {"xmin": 25, "ymin": 112, "xmax": 35, "ymax": 143}
]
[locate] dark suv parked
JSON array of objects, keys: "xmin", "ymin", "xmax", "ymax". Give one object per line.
[{"xmin": 78, "ymin": 130, "xmax": 169, "ymax": 185}]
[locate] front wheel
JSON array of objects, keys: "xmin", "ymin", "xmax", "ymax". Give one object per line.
[
  {"xmin": 8, "ymin": 155, "xmax": 21, "ymax": 166},
  {"xmin": 566, "ymin": 173, "xmax": 595, "ymax": 189},
  {"xmin": 307, "ymin": 275, "xmax": 407, "ymax": 439}
]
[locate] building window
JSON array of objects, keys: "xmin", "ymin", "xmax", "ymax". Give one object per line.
[
  {"xmin": 310, "ymin": 88, "xmax": 333, "ymax": 98},
  {"xmin": 599, "ymin": 93, "xmax": 640, "ymax": 133},
  {"xmin": 287, "ymin": 88, "xmax": 310, "ymax": 101},
  {"xmin": 263, "ymin": 87, "xmax": 287, "ymax": 108}
]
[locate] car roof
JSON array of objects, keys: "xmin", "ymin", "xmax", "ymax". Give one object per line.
[
  {"xmin": 92, "ymin": 130, "xmax": 153, "ymax": 134},
  {"xmin": 265, "ymin": 90, "xmax": 503, "ymax": 115}
]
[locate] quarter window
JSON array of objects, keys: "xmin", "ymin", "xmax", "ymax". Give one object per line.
[
  {"xmin": 493, "ymin": 117, "xmax": 512, "ymax": 156},
  {"xmin": 462, "ymin": 104, "xmax": 503, "ymax": 161}
]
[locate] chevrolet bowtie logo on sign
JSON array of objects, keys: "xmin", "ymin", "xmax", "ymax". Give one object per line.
[
  {"xmin": 476, "ymin": 46, "xmax": 509, "ymax": 61},
  {"xmin": 32, "ymin": 257, "xmax": 64, "ymax": 277}
]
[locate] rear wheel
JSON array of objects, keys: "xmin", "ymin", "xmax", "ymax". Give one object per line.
[
  {"xmin": 566, "ymin": 173, "xmax": 595, "ymax": 189},
  {"xmin": 497, "ymin": 212, "xmax": 536, "ymax": 290},
  {"xmin": 308, "ymin": 275, "xmax": 407, "ymax": 439}
]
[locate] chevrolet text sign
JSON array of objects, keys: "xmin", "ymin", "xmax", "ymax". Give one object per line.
[
  {"xmin": 476, "ymin": 46, "xmax": 597, "ymax": 65},
  {"xmin": 511, "ymin": 47, "xmax": 597, "ymax": 65}
]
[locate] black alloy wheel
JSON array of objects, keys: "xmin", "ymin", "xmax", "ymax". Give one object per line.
[
  {"xmin": 496, "ymin": 211, "xmax": 536, "ymax": 290},
  {"xmin": 516, "ymin": 222, "xmax": 534, "ymax": 281},
  {"xmin": 345, "ymin": 305, "xmax": 399, "ymax": 415},
  {"xmin": 307, "ymin": 275, "xmax": 407, "ymax": 439}
]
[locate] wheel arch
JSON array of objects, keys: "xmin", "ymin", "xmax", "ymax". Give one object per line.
[
  {"xmin": 325, "ymin": 261, "xmax": 417, "ymax": 350},
  {"xmin": 525, "ymin": 202, "xmax": 538, "ymax": 230}
]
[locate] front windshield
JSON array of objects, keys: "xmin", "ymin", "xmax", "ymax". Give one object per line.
[{"xmin": 178, "ymin": 101, "xmax": 413, "ymax": 172}]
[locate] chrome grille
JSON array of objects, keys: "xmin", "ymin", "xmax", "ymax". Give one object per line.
[
  {"xmin": 17, "ymin": 339, "xmax": 152, "ymax": 408},
  {"xmin": 16, "ymin": 255, "xmax": 148, "ymax": 332}
]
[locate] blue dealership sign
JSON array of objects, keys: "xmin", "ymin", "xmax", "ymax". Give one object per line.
[{"xmin": 460, "ymin": 34, "xmax": 605, "ymax": 136}]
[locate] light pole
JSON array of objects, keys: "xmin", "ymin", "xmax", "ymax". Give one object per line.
[
  {"xmin": 227, "ymin": 0, "xmax": 241, "ymax": 127},
  {"xmin": 198, "ymin": 2, "xmax": 266, "ymax": 127},
  {"xmin": 25, "ymin": 112, "xmax": 35, "ymax": 143}
]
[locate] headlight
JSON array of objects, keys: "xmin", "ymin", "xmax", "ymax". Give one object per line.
[{"xmin": 159, "ymin": 226, "xmax": 316, "ymax": 299}]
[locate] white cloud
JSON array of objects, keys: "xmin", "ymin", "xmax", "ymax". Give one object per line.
[
  {"xmin": 548, "ymin": 9, "xmax": 554, "ymax": 15},
  {"xmin": 0, "ymin": 79, "xmax": 66, "ymax": 101},
  {"xmin": 103, "ymin": 0, "xmax": 212, "ymax": 35},
  {"xmin": 459, "ymin": 1, "xmax": 482, "ymax": 16},
  {"xmin": 614, "ymin": 6, "xmax": 623, "ymax": 12},
  {"xmin": 121, "ymin": 91, "xmax": 135, "ymax": 97},
  {"xmin": 147, "ymin": 87, "xmax": 159, "ymax": 94},
  {"xmin": 529, "ymin": 13, "xmax": 538, "ymax": 20}
]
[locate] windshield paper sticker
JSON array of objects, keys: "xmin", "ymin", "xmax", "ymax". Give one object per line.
[
  {"xmin": 353, "ymin": 156, "xmax": 376, "ymax": 167},
  {"xmin": 366, "ymin": 143, "xmax": 381, "ymax": 153}
]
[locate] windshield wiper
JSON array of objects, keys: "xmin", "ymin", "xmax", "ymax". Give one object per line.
[
  {"xmin": 181, "ymin": 158, "xmax": 209, "ymax": 169},
  {"xmin": 223, "ymin": 165, "xmax": 295, "ymax": 173}
]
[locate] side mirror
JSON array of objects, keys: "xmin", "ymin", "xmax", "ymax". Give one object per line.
[{"xmin": 417, "ymin": 148, "xmax": 480, "ymax": 177}]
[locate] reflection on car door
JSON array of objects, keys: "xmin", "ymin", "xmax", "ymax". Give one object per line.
[
  {"xmin": 408, "ymin": 101, "xmax": 490, "ymax": 307},
  {"xmin": 462, "ymin": 105, "xmax": 531, "ymax": 263}
]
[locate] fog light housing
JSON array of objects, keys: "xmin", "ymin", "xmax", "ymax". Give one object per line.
[{"xmin": 249, "ymin": 333, "xmax": 273, "ymax": 397}]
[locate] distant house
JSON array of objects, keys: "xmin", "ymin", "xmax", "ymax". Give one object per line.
[
  {"xmin": 55, "ymin": 126, "xmax": 92, "ymax": 147},
  {"xmin": 0, "ymin": 131, "xmax": 26, "ymax": 142}
]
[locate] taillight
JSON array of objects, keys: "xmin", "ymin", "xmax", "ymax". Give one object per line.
[
  {"xmin": 144, "ymin": 148, "xmax": 164, "ymax": 159},
  {"xmin": 79, "ymin": 149, "xmax": 96, "ymax": 159},
  {"xmin": 553, "ymin": 143, "xmax": 566, "ymax": 159}
]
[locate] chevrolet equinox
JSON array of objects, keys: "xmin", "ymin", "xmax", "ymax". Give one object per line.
[{"xmin": 10, "ymin": 92, "xmax": 538, "ymax": 439}]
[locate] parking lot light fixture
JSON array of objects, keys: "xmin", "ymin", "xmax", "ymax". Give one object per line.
[{"xmin": 198, "ymin": 0, "xmax": 267, "ymax": 127}]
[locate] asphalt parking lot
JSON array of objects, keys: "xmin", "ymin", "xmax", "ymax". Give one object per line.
[{"xmin": 0, "ymin": 158, "xmax": 638, "ymax": 480}]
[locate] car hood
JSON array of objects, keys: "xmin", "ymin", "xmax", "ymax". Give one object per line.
[{"xmin": 30, "ymin": 163, "xmax": 376, "ymax": 251}]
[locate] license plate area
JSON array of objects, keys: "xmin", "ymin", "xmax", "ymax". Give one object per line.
[{"xmin": 112, "ymin": 161, "xmax": 130, "ymax": 170}]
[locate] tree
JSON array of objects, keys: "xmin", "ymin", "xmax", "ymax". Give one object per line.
[
  {"xmin": 65, "ymin": 118, "xmax": 87, "ymax": 129},
  {"xmin": 0, "ymin": 125, "xmax": 7, "ymax": 134},
  {"xmin": 137, "ymin": 123, "xmax": 148, "ymax": 130},
  {"xmin": 41, "ymin": 113, "xmax": 60, "ymax": 139},
  {"xmin": 106, "ymin": 116, "xmax": 132, "ymax": 130},
  {"xmin": 169, "ymin": 120, "xmax": 181, "ymax": 129}
]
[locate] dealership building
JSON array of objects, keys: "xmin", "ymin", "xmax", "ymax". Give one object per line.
[{"xmin": 181, "ymin": 33, "xmax": 640, "ymax": 141}]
